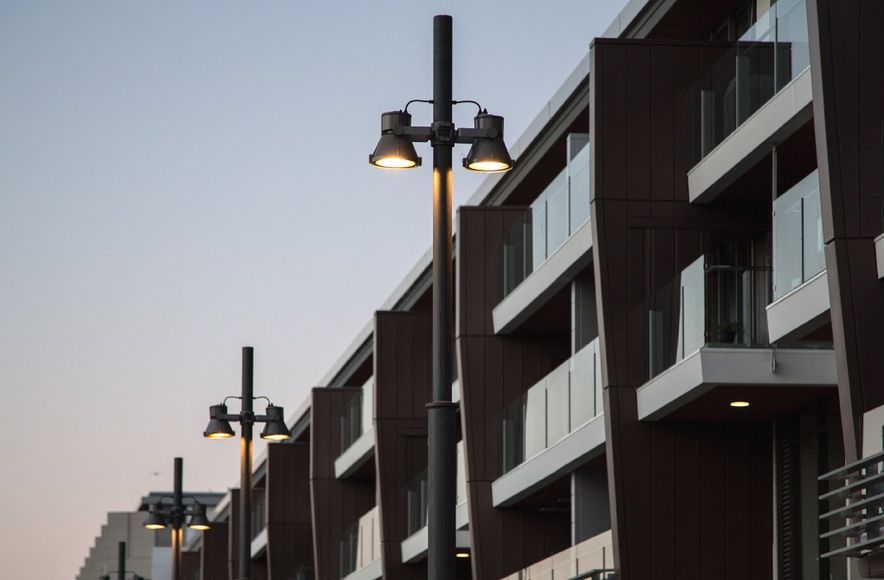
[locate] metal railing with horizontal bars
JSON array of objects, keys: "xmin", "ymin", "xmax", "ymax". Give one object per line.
[{"xmin": 819, "ymin": 447, "xmax": 884, "ymax": 559}]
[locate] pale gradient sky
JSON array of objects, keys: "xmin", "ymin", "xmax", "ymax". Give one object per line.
[{"xmin": 0, "ymin": 1, "xmax": 627, "ymax": 577}]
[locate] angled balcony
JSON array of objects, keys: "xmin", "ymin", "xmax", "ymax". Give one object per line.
[
  {"xmin": 340, "ymin": 506, "xmax": 382, "ymax": 580},
  {"xmin": 767, "ymin": 169, "xmax": 830, "ymax": 342},
  {"xmin": 501, "ymin": 529, "xmax": 615, "ymax": 580},
  {"xmin": 493, "ymin": 339, "xmax": 605, "ymax": 507},
  {"xmin": 689, "ymin": 0, "xmax": 812, "ymax": 203},
  {"xmin": 335, "ymin": 377, "xmax": 375, "ymax": 479},
  {"xmin": 495, "ymin": 135, "xmax": 591, "ymax": 334},
  {"xmin": 639, "ymin": 255, "xmax": 835, "ymax": 421}
]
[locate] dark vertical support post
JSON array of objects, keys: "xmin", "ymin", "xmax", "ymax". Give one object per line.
[
  {"xmin": 118, "ymin": 541, "xmax": 126, "ymax": 580},
  {"xmin": 239, "ymin": 346, "xmax": 254, "ymax": 580},
  {"xmin": 173, "ymin": 457, "xmax": 183, "ymax": 580},
  {"xmin": 427, "ymin": 13, "xmax": 457, "ymax": 580}
]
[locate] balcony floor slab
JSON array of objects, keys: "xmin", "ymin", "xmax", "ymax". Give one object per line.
[
  {"xmin": 637, "ymin": 347, "xmax": 836, "ymax": 421},
  {"xmin": 767, "ymin": 270, "xmax": 830, "ymax": 343},
  {"xmin": 334, "ymin": 428, "xmax": 375, "ymax": 480}
]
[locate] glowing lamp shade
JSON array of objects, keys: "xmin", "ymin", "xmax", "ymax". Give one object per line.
[
  {"xmin": 203, "ymin": 404, "xmax": 235, "ymax": 439},
  {"xmin": 187, "ymin": 502, "xmax": 211, "ymax": 531},
  {"xmin": 260, "ymin": 404, "xmax": 291, "ymax": 442},
  {"xmin": 143, "ymin": 504, "xmax": 167, "ymax": 530},
  {"xmin": 369, "ymin": 111, "xmax": 421, "ymax": 169},
  {"xmin": 729, "ymin": 401, "xmax": 750, "ymax": 408},
  {"xmin": 463, "ymin": 113, "xmax": 513, "ymax": 173}
]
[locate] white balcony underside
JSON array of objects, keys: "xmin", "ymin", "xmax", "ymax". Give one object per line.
[
  {"xmin": 492, "ymin": 414, "xmax": 606, "ymax": 508},
  {"xmin": 493, "ymin": 219, "xmax": 593, "ymax": 335},
  {"xmin": 767, "ymin": 270, "xmax": 830, "ymax": 343},
  {"xmin": 401, "ymin": 528, "xmax": 471, "ymax": 564},
  {"xmin": 688, "ymin": 67, "xmax": 813, "ymax": 204},
  {"xmin": 250, "ymin": 527, "xmax": 267, "ymax": 559},
  {"xmin": 342, "ymin": 558, "xmax": 382, "ymax": 580},
  {"xmin": 637, "ymin": 347, "xmax": 836, "ymax": 421},
  {"xmin": 335, "ymin": 428, "xmax": 375, "ymax": 479}
]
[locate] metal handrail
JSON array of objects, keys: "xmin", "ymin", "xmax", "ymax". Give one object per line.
[
  {"xmin": 819, "ymin": 448, "xmax": 884, "ymax": 481},
  {"xmin": 569, "ymin": 570, "xmax": 617, "ymax": 580}
]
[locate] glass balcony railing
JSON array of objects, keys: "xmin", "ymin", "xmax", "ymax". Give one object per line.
[
  {"xmin": 647, "ymin": 255, "xmax": 771, "ymax": 380},
  {"xmin": 503, "ymin": 135, "xmax": 590, "ymax": 296},
  {"xmin": 773, "ymin": 169, "xmax": 824, "ymax": 300},
  {"xmin": 405, "ymin": 442, "xmax": 467, "ymax": 537},
  {"xmin": 501, "ymin": 338, "xmax": 602, "ymax": 475},
  {"xmin": 501, "ymin": 529, "xmax": 615, "ymax": 580},
  {"xmin": 340, "ymin": 506, "xmax": 380, "ymax": 577},
  {"xmin": 339, "ymin": 377, "xmax": 373, "ymax": 455},
  {"xmin": 697, "ymin": 0, "xmax": 809, "ymax": 158}
]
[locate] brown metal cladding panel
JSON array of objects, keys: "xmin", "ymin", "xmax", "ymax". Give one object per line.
[
  {"xmin": 374, "ymin": 311, "xmax": 431, "ymax": 579},
  {"xmin": 808, "ymin": 0, "xmax": 884, "ymax": 460},
  {"xmin": 456, "ymin": 206, "xmax": 573, "ymax": 579},
  {"xmin": 200, "ymin": 520, "xmax": 229, "ymax": 580},
  {"xmin": 266, "ymin": 443, "xmax": 312, "ymax": 578},
  {"xmin": 183, "ymin": 551, "xmax": 200, "ymax": 580},
  {"xmin": 592, "ymin": 39, "xmax": 774, "ymax": 580},
  {"xmin": 309, "ymin": 387, "xmax": 374, "ymax": 580}
]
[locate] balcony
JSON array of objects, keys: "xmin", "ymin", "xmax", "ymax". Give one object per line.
[
  {"xmin": 335, "ymin": 377, "xmax": 375, "ymax": 479},
  {"xmin": 818, "ymin": 448, "xmax": 884, "ymax": 559},
  {"xmin": 502, "ymin": 135, "xmax": 590, "ymax": 299},
  {"xmin": 494, "ymin": 339, "xmax": 605, "ymax": 506},
  {"xmin": 501, "ymin": 529, "xmax": 615, "ymax": 580},
  {"xmin": 639, "ymin": 255, "xmax": 835, "ymax": 421},
  {"xmin": 767, "ymin": 169, "xmax": 830, "ymax": 342},
  {"xmin": 340, "ymin": 506, "xmax": 381, "ymax": 580},
  {"xmin": 689, "ymin": 0, "xmax": 812, "ymax": 202},
  {"xmin": 401, "ymin": 442, "xmax": 470, "ymax": 563}
]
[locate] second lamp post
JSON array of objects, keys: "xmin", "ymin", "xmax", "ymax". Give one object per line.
[
  {"xmin": 369, "ymin": 14, "xmax": 514, "ymax": 579},
  {"xmin": 203, "ymin": 346, "xmax": 291, "ymax": 580}
]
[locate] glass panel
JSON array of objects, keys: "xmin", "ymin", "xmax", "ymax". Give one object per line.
[
  {"xmin": 456, "ymin": 441, "xmax": 467, "ymax": 505},
  {"xmin": 679, "ymin": 257, "xmax": 706, "ymax": 358},
  {"xmin": 570, "ymin": 341, "xmax": 596, "ymax": 428},
  {"xmin": 545, "ymin": 361, "xmax": 571, "ymax": 446},
  {"xmin": 546, "ymin": 169, "xmax": 570, "ymax": 255},
  {"xmin": 531, "ymin": 194, "xmax": 547, "ymax": 269},
  {"xmin": 803, "ymin": 181, "xmax": 825, "ymax": 280},
  {"xmin": 361, "ymin": 378, "xmax": 373, "ymax": 434},
  {"xmin": 524, "ymin": 385, "xmax": 547, "ymax": 459},
  {"xmin": 503, "ymin": 212, "xmax": 532, "ymax": 295},
  {"xmin": 501, "ymin": 396, "xmax": 525, "ymax": 474},
  {"xmin": 774, "ymin": 188, "xmax": 804, "ymax": 299},
  {"xmin": 569, "ymin": 143, "xmax": 591, "ymax": 232},
  {"xmin": 697, "ymin": 0, "xmax": 809, "ymax": 158}
]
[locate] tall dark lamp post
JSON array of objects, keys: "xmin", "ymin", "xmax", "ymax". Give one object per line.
[
  {"xmin": 368, "ymin": 14, "xmax": 514, "ymax": 579},
  {"xmin": 99, "ymin": 541, "xmax": 145, "ymax": 580},
  {"xmin": 142, "ymin": 457, "xmax": 211, "ymax": 580},
  {"xmin": 202, "ymin": 346, "xmax": 291, "ymax": 580}
]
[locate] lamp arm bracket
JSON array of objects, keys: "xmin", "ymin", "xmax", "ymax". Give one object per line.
[
  {"xmin": 452, "ymin": 99, "xmax": 483, "ymax": 114},
  {"xmin": 393, "ymin": 125, "xmax": 432, "ymax": 142},
  {"xmin": 218, "ymin": 413, "xmax": 241, "ymax": 422},
  {"xmin": 403, "ymin": 99, "xmax": 433, "ymax": 113},
  {"xmin": 253, "ymin": 414, "xmax": 271, "ymax": 423},
  {"xmin": 455, "ymin": 127, "xmax": 498, "ymax": 143},
  {"xmin": 222, "ymin": 395, "xmax": 242, "ymax": 406}
]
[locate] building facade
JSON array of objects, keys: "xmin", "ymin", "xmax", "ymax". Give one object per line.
[{"xmin": 186, "ymin": 0, "xmax": 884, "ymax": 579}]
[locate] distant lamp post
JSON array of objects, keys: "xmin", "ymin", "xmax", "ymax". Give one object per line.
[
  {"xmin": 141, "ymin": 457, "xmax": 210, "ymax": 580},
  {"xmin": 203, "ymin": 346, "xmax": 291, "ymax": 580},
  {"xmin": 368, "ymin": 14, "xmax": 513, "ymax": 580},
  {"xmin": 98, "ymin": 541, "xmax": 145, "ymax": 580}
]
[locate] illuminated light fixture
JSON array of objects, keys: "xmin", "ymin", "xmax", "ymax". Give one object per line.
[
  {"xmin": 369, "ymin": 111, "xmax": 422, "ymax": 169},
  {"xmin": 729, "ymin": 401, "xmax": 750, "ymax": 408},
  {"xmin": 203, "ymin": 404, "xmax": 235, "ymax": 439},
  {"xmin": 462, "ymin": 112, "xmax": 513, "ymax": 173},
  {"xmin": 143, "ymin": 503, "xmax": 167, "ymax": 530},
  {"xmin": 187, "ymin": 502, "xmax": 211, "ymax": 531},
  {"xmin": 456, "ymin": 552, "xmax": 470, "ymax": 559},
  {"xmin": 260, "ymin": 404, "xmax": 292, "ymax": 442}
]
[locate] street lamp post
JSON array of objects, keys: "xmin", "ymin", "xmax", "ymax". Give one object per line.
[
  {"xmin": 368, "ymin": 14, "xmax": 513, "ymax": 579},
  {"xmin": 202, "ymin": 346, "xmax": 291, "ymax": 580},
  {"xmin": 142, "ymin": 457, "xmax": 210, "ymax": 580}
]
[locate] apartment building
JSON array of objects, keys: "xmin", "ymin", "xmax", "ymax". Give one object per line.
[{"xmin": 186, "ymin": 0, "xmax": 884, "ymax": 579}]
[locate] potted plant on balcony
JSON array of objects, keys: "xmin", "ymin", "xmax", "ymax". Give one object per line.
[{"xmin": 717, "ymin": 321, "xmax": 740, "ymax": 344}]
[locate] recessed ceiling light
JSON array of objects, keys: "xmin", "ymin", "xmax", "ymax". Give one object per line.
[
  {"xmin": 456, "ymin": 552, "xmax": 470, "ymax": 559},
  {"xmin": 730, "ymin": 401, "xmax": 750, "ymax": 408}
]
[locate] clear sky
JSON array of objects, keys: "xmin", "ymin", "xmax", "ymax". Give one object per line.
[{"xmin": 0, "ymin": 1, "xmax": 627, "ymax": 577}]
